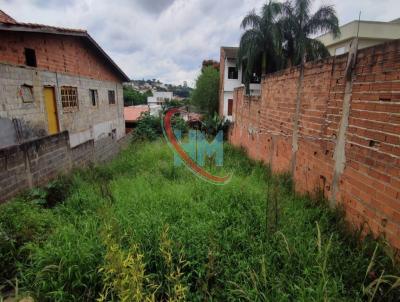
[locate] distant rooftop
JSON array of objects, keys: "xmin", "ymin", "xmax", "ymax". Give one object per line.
[{"xmin": 124, "ymin": 105, "xmax": 149, "ymax": 122}]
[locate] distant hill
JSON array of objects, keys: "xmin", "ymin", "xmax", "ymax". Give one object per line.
[{"xmin": 125, "ymin": 79, "xmax": 193, "ymax": 99}]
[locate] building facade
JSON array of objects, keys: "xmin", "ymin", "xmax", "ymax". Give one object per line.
[
  {"xmin": 0, "ymin": 11, "xmax": 129, "ymax": 148},
  {"xmin": 147, "ymin": 91, "xmax": 173, "ymax": 105},
  {"xmin": 317, "ymin": 18, "xmax": 400, "ymax": 56},
  {"xmin": 219, "ymin": 47, "xmax": 260, "ymax": 121},
  {"xmin": 147, "ymin": 91, "xmax": 173, "ymax": 116}
]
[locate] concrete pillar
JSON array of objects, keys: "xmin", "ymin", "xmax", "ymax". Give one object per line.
[{"xmin": 331, "ymin": 38, "xmax": 359, "ymax": 207}]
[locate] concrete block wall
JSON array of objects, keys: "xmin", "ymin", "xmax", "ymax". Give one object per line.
[
  {"xmin": 229, "ymin": 40, "xmax": 400, "ymax": 250},
  {"xmin": 94, "ymin": 135, "xmax": 120, "ymax": 163},
  {"xmin": 0, "ymin": 64, "xmax": 48, "ymax": 140},
  {"xmin": 0, "ymin": 132, "xmax": 70, "ymax": 201},
  {"xmin": 71, "ymin": 140, "xmax": 94, "ymax": 168},
  {"xmin": 0, "ymin": 144, "xmax": 30, "ymax": 200},
  {"xmin": 0, "ymin": 131, "xmax": 132, "ymax": 203},
  {"xmin": 28, "ymin": 132, "xmax": 71, "ymax": 188}
]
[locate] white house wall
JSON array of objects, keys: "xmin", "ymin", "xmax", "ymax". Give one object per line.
[{"xmin": 224, "ymin": 59, "xmax": 242, "ymax": 92}]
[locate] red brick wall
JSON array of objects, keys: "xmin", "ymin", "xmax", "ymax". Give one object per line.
[
  {"xmin": 0, "ymin": 31, "xmax": 121, "ymax": 82},
  {"xmin": 229, "ymin": 40, "xmax": 400, "ymax": 250}
]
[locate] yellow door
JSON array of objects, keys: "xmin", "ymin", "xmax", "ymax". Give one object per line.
[{"xmin": 43, "ymin": 87, "xmax": 59, "ymax": 134}]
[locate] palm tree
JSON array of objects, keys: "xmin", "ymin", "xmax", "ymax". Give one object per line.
[
  {"xmin": 280, "ymin": 0, "xmax": 340, "ymax": 66},
  {"xmin": 279, "ymin": 0, "xmax": 340, "ymax": 176},
  {"xmin": 238, "ymin": 1, "xmax": 284, "ymax": 94}
]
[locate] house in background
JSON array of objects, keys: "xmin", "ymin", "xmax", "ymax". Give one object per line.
[
  {"xmin": 147, "ymin": 91, "xmax": 173, "ymax": 116},
  {"xmin": 0, "ymin": 10, "xmax": 129, "ymax": 148},
  {"xmin": 317, "ymin": 18, "xmax": 400, "ymax": 56},
  {"xmin": 147, "ymin": 91, "xmax": 173, "ymax": 106},
  {"xmin": 124, "ymin": 105, "xmax": 149, "ymax": 133},
  {"xmin": 219, "ymin": 47, "xmax": 261, "ymax": 121}
]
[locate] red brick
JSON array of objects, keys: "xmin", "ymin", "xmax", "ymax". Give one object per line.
[
  {"xmin": 0, "ymin": 31, "xmax": 120, "ymax": 82},
  {"xmin": 228, "ymin": 39, "xmax": 400, "ymax": 251}
]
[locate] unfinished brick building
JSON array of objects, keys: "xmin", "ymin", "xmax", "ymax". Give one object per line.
[{"xmin": 0, "ymin": 10, "xmax": 129, "ymax": 148}]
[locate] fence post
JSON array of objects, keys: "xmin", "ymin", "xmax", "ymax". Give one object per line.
[{"xmin": 331, "ymin": 38, "xmax": 359, "ymax": 207}]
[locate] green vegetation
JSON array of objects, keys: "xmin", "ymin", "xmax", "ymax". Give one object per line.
[
  {"xmin": 165, "ymin": 84, "xmax": 192, "ymax": 99},
  {"xmin": 202, "ymin": 113, "xmax": 230, "ymax": 137},
  {"xmin": 132, "ymin": 111, "xmax": 187, "ymax": 142},
  {"xmin": 132, "ymin": 112, "xmax": 163, "ymax": 141},
  {"xmin": 191, "ymin": 66, "xmax": 219, "ymax": 116},
  {"xmin": 163, "ymin": 99, "xmax": 189, "ymax": 109},
  {"xmin": 0, "ymin": 140, "xmax": 399, "ymax": 301},
  {"xmin": 131, "ymin": 79, "xmax": 193, "ymax": 99},
  {"xmin": 239, "ymin": 0, "xmax": 340, "ymax": 92},
  {"xmin": 123, "ymin": 86, "xmax": 152, "ymax": 106}
]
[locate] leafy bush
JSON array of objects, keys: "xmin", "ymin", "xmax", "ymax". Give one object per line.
[
  {"xmin": 23, "ymin": 177, "xmax": 72, "ymax": 208},
  {"xmin": 133, "ymin": 112, "xmax": 162, "ymax": 141},
  {"xmin": 171, "ymin": 115, "xmax": 188, "ymax": 135},
  {"xmin": 162, "ymin": 99, "xmax": 185, "ymax": 110},
  {"xmin": 201, "ymin": 112, "xmax": 230, "ymax": 137},
  {"xmin": 133, "ymin": 112, "xmax": 189, "ymax": 141}
]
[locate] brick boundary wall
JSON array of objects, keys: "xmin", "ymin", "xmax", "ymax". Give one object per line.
[
  {"xmin": 0, "ymin": 131, "xmax": 133, "ymax": 203},
  {"xmin": 228, "ymin": 39, "xmax": 400, "ymax": 250}
]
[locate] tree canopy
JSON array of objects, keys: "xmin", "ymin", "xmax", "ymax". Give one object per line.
[
  {"xmin": 239, "ymin": 0, "xmax": 340, "ymax": 92},
  {"xmin": 123, "ymin": 86, "xmax": 152, "ymax": 106},
  {"xmin": 191, "ymin": 66, "xmax": 220, "ymax": 116}
]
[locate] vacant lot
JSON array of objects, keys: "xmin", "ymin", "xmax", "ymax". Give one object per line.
[{"xmin": 0, "ymin": 140, "xmax": 399, "ymax": 301}]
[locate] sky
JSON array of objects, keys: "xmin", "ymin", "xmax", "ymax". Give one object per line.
[{"xmin": 1, "ymin": 0, "xmax": 399, "ymax": 86}]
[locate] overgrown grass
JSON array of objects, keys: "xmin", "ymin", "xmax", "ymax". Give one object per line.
[{"xmin": 0, "ymin": 139, "xmax": 399, "ymax": 301}]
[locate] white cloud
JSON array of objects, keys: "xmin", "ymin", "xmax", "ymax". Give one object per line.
[{"xmin": 1, "ymin": 0, "xmax": 399, "ymax": 86}]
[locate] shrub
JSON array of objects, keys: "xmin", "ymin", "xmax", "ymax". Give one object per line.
[
  {"xmin": 23, "ymin": 177, "xmax": 72, "ymax": 208},
  {"xmin": 201, "ymin": 113, "xmax": 230, "ymax": 138},
  {"xmin": 171, "ymin": 115, "xmax": 188, "ymax": 135},
  {"xmin": 162, "ymin": 99, "xmax": 185, "ymax": 110},
  {"xmin": 133, "ymin": 112, "xmax": 162, "ymax": 141}
]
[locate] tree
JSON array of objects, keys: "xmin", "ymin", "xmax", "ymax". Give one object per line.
[
  {"xmin": 238, "ymin": 1, "xmax": 284, "ymax": 93},
  {"xmin": 238, "ymin": 0, "xmax": 340, "ymax": 91},
  {"xmin": 280, "ymin": 0, "xmax": 340, "ymax": 67},
  {"xmin": 123, "ymin": 86, "xmax": 152, "ymax": 106},
  {"xmin": 191, "ymin": 66, "xmax": 219, "ymax": 116},
  {"xmin": 278, "ymin": 0, "xmax": 339, "ymax": 175}
]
